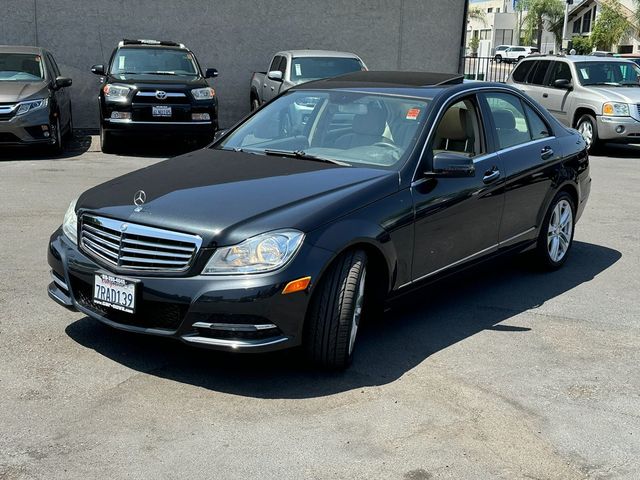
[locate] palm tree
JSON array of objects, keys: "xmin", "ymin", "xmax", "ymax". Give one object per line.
[{"xmin": 468, "ymin": 6, "xmax": 487, "ymax": 26}]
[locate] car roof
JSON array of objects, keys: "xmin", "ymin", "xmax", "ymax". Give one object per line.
[
  {"xmin": 523, "ymin": 55, "xmax": 634, "ymax": 63},
  {"xmin": 0, "ymin": 45, "xmax": 45, "ymax": 55},
  {"xmin": 277, "ymin": 50, "xmax": 361, "ymax": 59}
]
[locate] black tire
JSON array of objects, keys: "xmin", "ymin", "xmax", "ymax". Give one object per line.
[
  {"xmin": 495, "ymin": 55, "xmax": 502, "ymax": 64},
  {"xmin": 575, "ymin": 113, "xmax": 600, "ymax": 153},
  {"xmin": 304, "ymin": 250, "xmax": 368, "ymax": 369},
  {"xmin": 533, "ymin": 192, "xmax": 576, "ymax": 270},
  {"xmin": 64, "ymin": 108, "xmax": 74, "ymax": 141},
  {"xmin": 100, "ymin": 124, "xmax": 115, "ymax": 153},
  {"xmin": 48, "ymin": 116, "xmax": 63, "ymax": 155},
  {"xmin": 517, "ymin": 56, "xmax": 525, "ymax": 62},
  {"xmin": 251, "ymin": 96, "xmax": 260, "ymax": 111}
]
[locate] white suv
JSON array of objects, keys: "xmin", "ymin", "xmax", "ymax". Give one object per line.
[
  {"xmin": 493, "ymin": 45, "xmax": 513, "ymax": 63},
  {"xmin": 502, "ymin": 46, "xmax": 538, "ymax": 64}
]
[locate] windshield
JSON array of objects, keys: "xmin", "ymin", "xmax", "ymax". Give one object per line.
[
  {"xmin": 576, "ymin": 61, "xmax": 640, "ymax": 86},
  {"xmin": 110, "ymin": 48, "xmax": 199, "ymax": 76},
  {"xmin": 290, "ymin": 57, "xmax": 364, "ymax": 83},
  {"xmin": 218, "ymin": 90, "xmax": 430, "ymax": 170},
  {"xmin": 0, "ymin": 53, "xmax": 44, "ymax": 81}
]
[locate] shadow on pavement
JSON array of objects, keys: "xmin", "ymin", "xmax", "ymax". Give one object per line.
[
  {"xmin": 65, "ymin": 241, "xmax": 621, "ymax": 398},
  {"xmin": 598, "ymin": 143, "xmax": 640, "ymax": 159},
  {"xmin": 1, "ymin": 130, "xmax": 92, "ymax": 161},
  {"xmin": 106, "ymin": 136, "xmax": 209, "ymax": 158}
]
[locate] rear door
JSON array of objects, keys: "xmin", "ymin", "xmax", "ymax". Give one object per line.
[
  {"xmin": 480, "ymin": 91, "xmax": 560, "ymax": 246},
  {"xmin": 523, "ymin": 59, "xmax": 552, "ymax": 105},
  {"xmin": 410, "ymin": 94, "xmax": 505, "ymax": 281},
  {"xmin": 541, "ymin": 61, "xmax": 573, "ymax": 126}
]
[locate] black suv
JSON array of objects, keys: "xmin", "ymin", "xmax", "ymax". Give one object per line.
[{"xmin": 91, "ymin": 39, "xmax": 218, "ymax": 152}]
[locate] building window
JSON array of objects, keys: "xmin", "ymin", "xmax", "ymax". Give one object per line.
[
  {"xmin": 619, "ymin": 45, "xmax": 633, "ymax": 54},
  {"xmin": 488, "ymin": 7, "xmax": 493, "ymax": 13},
  {"xmin": 480, "ymin": 29, "xmax": 491, "ymax": 40},
  {"xmin": 495, "ymin": 29, "xmax": 514, "ymax": 46},
  {"xmin": 582, "ymin": 13, "xmax": 591, "ymax": 33},
  {"xmin": 573, "ymin": 17, "xmax": 582, "ymax": 34},
  {"xmin": 496, "ymin": 8, "xmax": 500, "ymax": 13}
]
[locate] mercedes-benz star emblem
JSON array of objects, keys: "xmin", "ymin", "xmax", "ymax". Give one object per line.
[
  {"xmin": 155, "ymin": 90, "xmax": 167, "ymax": 100},
  {"xmin": 133, "ymin": 190, "xmax": 147, "ymax": 206}
]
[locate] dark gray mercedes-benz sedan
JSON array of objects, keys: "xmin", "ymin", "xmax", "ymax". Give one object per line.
[
  {"xmin": 48, "ymin": 72, "xmax": 591, "ymax": 369},
  {"xmin": 0, "ymin": 45, "xmax": 73, "ymax": 152}
]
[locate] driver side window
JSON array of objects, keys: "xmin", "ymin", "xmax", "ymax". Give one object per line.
[{"xmin": 431, "ymin": 97, "xmax": 482, "ymax": 158}]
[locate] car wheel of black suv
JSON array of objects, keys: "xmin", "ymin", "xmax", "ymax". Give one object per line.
[
  {"xmin": 304, "ymin": 249, "xmax": 368, "ymax": 369},
  {"xmin": 100, "ymin": 124, "xmax": 115, "ymax": 154},
  {"xmin": 576, "ymin": 113, "xmax": 600, "ymax": 153},
  {"xmin": 534, "ymin": 191, "xmax": 576, "ymax": 270}
]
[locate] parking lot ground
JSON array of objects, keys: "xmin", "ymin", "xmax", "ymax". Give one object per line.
[{"xmin": 1, "ymin": 141, "xmax": 639, "ymax": 479}]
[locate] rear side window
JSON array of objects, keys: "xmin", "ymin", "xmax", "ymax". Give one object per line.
[
  {"xmin": 524, "ymin": 104, "xmax": 551, "ymax": 140},
  {"xmin": 512, "ymin": 61, "xmax": 535, "ymax": 82},
  {"xmin": 529, "ymin": 60, "xmax": 550, "ymax": 85},
  {"xmin": 484, "ymin": 93, "xmax": 533, "ymax": 149}
]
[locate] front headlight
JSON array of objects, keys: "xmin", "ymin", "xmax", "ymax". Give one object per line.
[
  {"xmin": 16, "ymin": 98, "xmax": 48, "ymax": 115},
  {"xmin": 603, "ymin": 102, "xmax": 630, "ymax": 116},
  {"xmin": 103, "ymin": 84, "xmax": 131, "ymax": 102},
  {"xmin": 62, "ymin": 198, "xmax": 78, "ymax": 245},
  {"xmin": 202, "ymin": 230, "xmax": 304, "ymax": 275},
  {"xmin": 191, "ymin": 87, "xmax": 215, "ymax": 100}
]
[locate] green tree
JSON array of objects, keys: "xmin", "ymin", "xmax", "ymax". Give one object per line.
[
  {"xmin": 469, "ymin": 35, "xmax": 480, "ymax": 55},
  {"xmin": 590, "ymin": 0, "xmax": 633, "ymax": 51},
  {"xmin": 522, "ymin": 0, "xmax": 564, "ymax": 49},
  {"xmin": 468, "ymin": 7, "xmax": 487, "ymax": 26},
  {"xmin": 571, "ymin": 35, "xmax": 593, "ymax": 54}
]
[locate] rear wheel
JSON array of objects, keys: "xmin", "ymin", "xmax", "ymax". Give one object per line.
[
  {"xmin": 576, "ymin": 114, "xmax": 600, "ymax": 152},
  {"xmin": 64, "ymin": 108, "xmax": 74, "ymax": 141},
  {"xmin": 533, "ymin": 192, "xmax": 575, "ymax": 270},
  {"xmin": 517, "ymin": 55, "xmax": 525, "ymax": 62},
  {"xmin": 304, "ymin": 250, "xmax": 368, "ymax": 369},
  {"xmin": 495, "ymin": 55, "xmax": 503, "ymax": 63}
]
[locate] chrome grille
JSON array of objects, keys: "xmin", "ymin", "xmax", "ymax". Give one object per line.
[{"xmin": 80, "ymin": 215, "xmax": 202, "ymax": 272}]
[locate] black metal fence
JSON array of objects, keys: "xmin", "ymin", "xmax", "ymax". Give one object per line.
[{"xmin": 461, "ymin": 56, "xmax": 517, "ymax": 83}]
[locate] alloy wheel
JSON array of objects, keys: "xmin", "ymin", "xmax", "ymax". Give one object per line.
[
  {"xmin": 348, "ymin": 266, "xmax": 366, "ymax": 355},
  {"xmin": 578, "ymin": 120, "xmax": 593, "ymax": 148},
  {"xmin": 547, "ymin": 199, "xmax": 573, "ymax": 263}
]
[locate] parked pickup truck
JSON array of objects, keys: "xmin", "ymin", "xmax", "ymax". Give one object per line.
[{"xmin": 250, "ymin": 50, "xmax": 366, "ymax": 110}]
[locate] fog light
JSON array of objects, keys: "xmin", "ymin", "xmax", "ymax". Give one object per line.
[
  {"xmin": 43, "ymin": 131, "xmax": 50, "ymax": 137},
  {"xmin": 192, "ymin": 113, "xmax": 210, "ymax": 121},
  {"xmin": 111, "ymin": 111, "xmax": 131, "ymax": 120},
  {"xmin": 41, "ymin": 124, "xmax": 49, "ymax": 131},
  {"xmin": 616, "ymin": 125, "xmax": 625, "ymax": 134}
]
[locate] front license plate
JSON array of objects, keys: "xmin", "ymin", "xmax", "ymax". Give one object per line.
[
  {"xmin": 93, "ymin": 273, "xmax": 137, "ymax": 313},
  {"xmin": 152, "ymin": 105, "xmax": 172, "ymax": 117}
]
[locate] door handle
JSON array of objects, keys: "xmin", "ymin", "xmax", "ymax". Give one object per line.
[
  {"xmin": 270, "ymin": 86, "xmax": 275, "ymax": 91},
  {"xmin": 483, "ymin": 168, "xmax": 501, "ymax": 184},
  {"xmin": 263, "ymin": 84, "xmax": 267, "ymax": 88},
  {"xmin": 542, "ymin": 93, "xmax": 549, "ymax": 98},
  {"xmin": 541, "ymin": 146, "xmax": 554, "ymax": 160}
]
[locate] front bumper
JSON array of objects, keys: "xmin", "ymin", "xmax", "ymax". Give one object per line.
[
  {"xmin": 0, "ymin": 107, "xmax": 56, "ymax": 146},
  {"xmin": 48, "ymin": 228, "xmax": 333, "ymax": 353},
  {"xmin": 596, "ymin": 115, "xmax": 640, "ymax": 142}
]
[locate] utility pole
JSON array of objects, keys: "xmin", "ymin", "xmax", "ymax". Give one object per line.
[{"xmin": 562, "ymin": 0, "xmax": 573, "ymax": 52}]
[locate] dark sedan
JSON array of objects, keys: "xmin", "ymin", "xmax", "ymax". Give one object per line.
[
  {"xmin": 48, "ymin": 71, "xmax": 591, "ymax": 369},
  {"xmin": 0, "ymin": 45, "xmax": 73, "ymax": 152}
]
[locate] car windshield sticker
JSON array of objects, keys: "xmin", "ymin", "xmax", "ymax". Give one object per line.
[
  {"xmin": 119, "ymin": 56, "xmax": 126, "ymax": 70},
  {"xmin": 295, "ymin": 63, "xmax": 302, "ymax": 76},
  {"xmin": 406, "ymin": 108, "xmax": 421, "ymax": 120}
]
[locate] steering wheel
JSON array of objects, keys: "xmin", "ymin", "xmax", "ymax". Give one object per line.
[{"xmin": 372, "ymin": 141, "xmax": 399, "ymax": 150}]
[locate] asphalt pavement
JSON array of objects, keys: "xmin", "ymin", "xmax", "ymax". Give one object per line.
[{"xmin": 0, "ymin": 137, "xmax": 638, "ymax": 479}]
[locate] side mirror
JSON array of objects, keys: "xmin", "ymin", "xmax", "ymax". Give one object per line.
[
  {"xmin": 205, "ymin": 68, "xmax": 218, "ymax": 78},
  {"xmin": 554, "ymin": 78, "xmax": 572, "ymax": 89},
  {"xmin": 428, "ymin": 151, "xmax": 475, "ymax": 177},
  {"xmin": 91, "ymin": 64, "xmax": 105, "ymax": 75},
  {"xmin": 54, "ymin": 76, "xmax": 72, "ymax": 89},
  {"xmin": 267, "ymin": 70, "xmax": 283, "ymax": 81}
]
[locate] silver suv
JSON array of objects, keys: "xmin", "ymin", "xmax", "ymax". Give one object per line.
[{"xmin": 506, "ymin": 55, "xmax": 640, "ymax": 151}]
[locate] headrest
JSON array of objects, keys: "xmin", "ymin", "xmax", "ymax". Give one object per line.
[
  {"xmin": 493, "ymin": 109, "xmax": 516, "ymax": 130},
  {"xmin": 352, "ymin": 105, "xmax": 386, "ymax": 136},
  {"xmin": 438, "ymin": 107, "xmax": 469, "ymax": 141}
]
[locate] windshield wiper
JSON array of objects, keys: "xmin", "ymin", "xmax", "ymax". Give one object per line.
[
  {"xmin": 588, "ymin": 82, "xmax": 621, "ymax": 86},
  {"xmin": 263, "ymin": 149, "xmax": 348, "ymax": 166}
]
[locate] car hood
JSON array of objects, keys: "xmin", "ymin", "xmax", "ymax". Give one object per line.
[
  {"xmin": 108, "ymin": 73, "xmax": 206, "ymax": 88},
  {"xmin": 0, "ymin": 81, "xmax": 48, "ymax": 103},
  {"xmin": 587, "ymin": 85, "xmax": 640, "ymax": 103},
  {"xmin": 77, "ymin": 149, "xmax": 399, "ymax": 247}
]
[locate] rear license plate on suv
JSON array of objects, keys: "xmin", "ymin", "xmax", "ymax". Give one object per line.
[
  {"xmin": 152, "ymin": 105, "xmax": 172, "ymax": 117},
  {"xmin": 94, "ymin": 273, "xmax": 137, "ymax": 313}
]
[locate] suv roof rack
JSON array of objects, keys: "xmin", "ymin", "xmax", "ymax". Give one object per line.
[{"xmin": 119, "ymin": 39, "xmax": 186, "ymax": 48}]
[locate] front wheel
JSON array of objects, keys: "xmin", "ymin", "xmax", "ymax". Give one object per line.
[
  {"xmin": 304, "ymin": 250, "xmax": 368, "ymax": 369},
  {"xmin": 100, "ymin": 124, "xmax": 116, "ymax": 153},
  {"xmin": 48, "ymin": 117, "xmax": 63, "ymax": 155},
  {"xmin": 534, "ymin": 192, "xmax": 575, "ymax": 270},
  {"xmin": 495, "ymin": 55, "xmax": 502, "ymax": 64},
  {"xmin": 576, "ymin": 114, "xmax": 600, "ymax": 152}
]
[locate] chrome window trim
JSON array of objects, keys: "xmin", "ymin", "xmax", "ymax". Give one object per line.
[
  {"xmin": 412, "ymin": 85, "xmax": 557, "ymax": 183},
  {"xmin": 399, "ymin": 227, "xmax": 536, "ymax": 289}
]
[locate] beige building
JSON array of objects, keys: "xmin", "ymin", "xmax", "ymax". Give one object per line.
[{"xmin": 566, "ymin": 0, "xmax": 640, "ymax": 53}]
